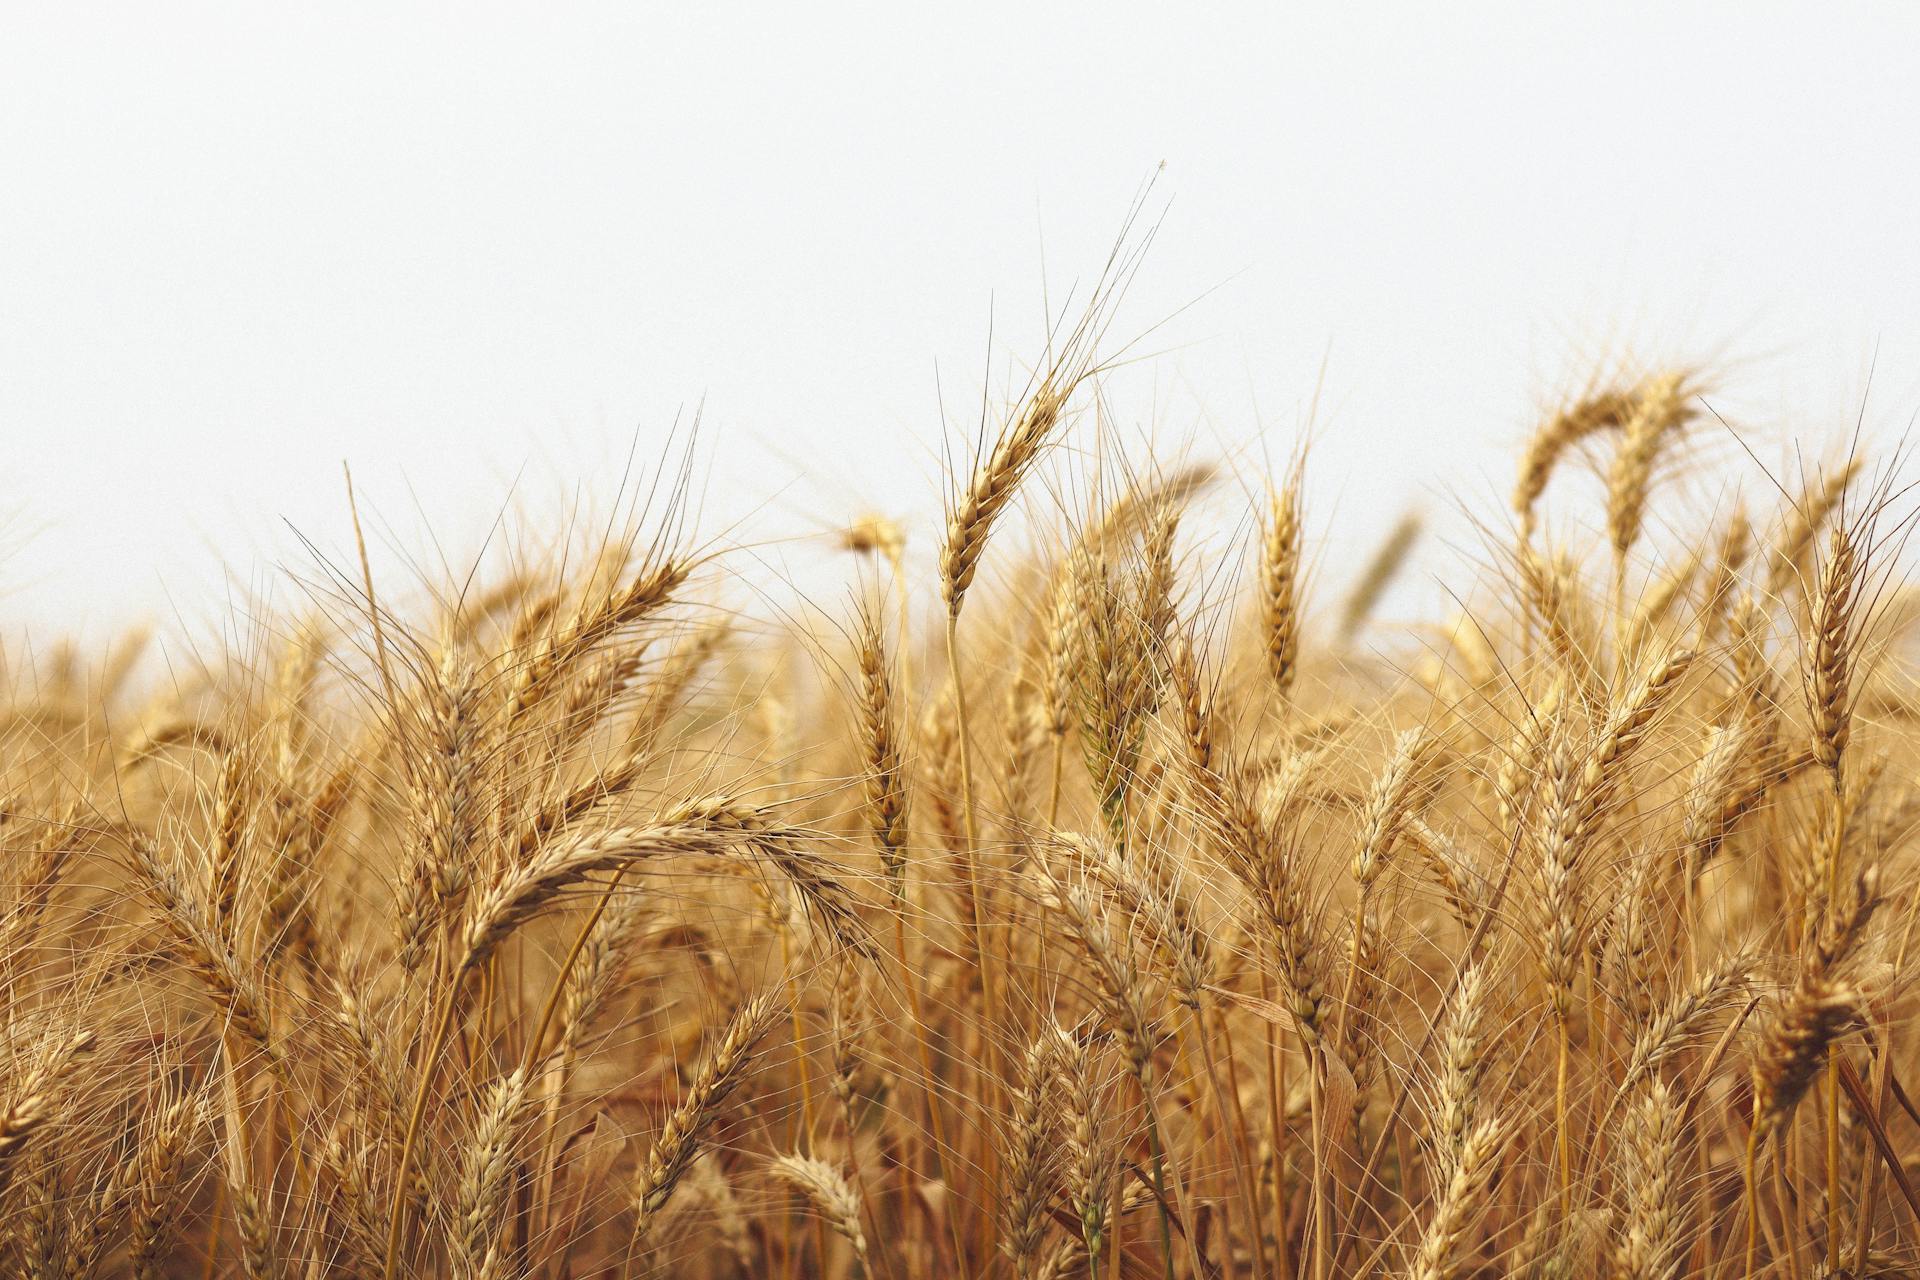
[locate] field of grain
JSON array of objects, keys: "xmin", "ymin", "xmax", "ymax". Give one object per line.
[{"xmin": 3, "ymin": 296, "xmax": 1916, "ymax": 1279}]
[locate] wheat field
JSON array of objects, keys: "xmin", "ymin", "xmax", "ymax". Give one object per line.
[{"xmin": 3, "ymin": 294, "xmax": 1917, "ymax": 1280}]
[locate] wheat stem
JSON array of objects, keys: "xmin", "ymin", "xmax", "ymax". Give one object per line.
[{"xmin": 385, "ymin": 976, "xmax": 463, "ymax": 1280}]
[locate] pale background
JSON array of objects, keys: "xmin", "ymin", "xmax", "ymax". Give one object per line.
[{"xmin": 4, "ymin": 4, "xmax": 1918, "ymax": 645}]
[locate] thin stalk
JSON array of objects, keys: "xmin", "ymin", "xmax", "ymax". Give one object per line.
[
  {"xmin": 1155, "ymin": 1081, "xmax": 1209, "ymax": 1280},
  {"xmin": 942, "ymin": 613, "xmax": 1004, "ymax": 1197},
  {"xmin": 1776, "ymin": 1142, "xmax": 1805, "ymax": 1280},
  {"xmin": 385, "ymin": 976, "xmax": 465, "ymax": 1280},
  {"xmin": 1259, "ymin": 955, "xmax": 1289, "ymax": 1279},
  {"xmin": 893, "ymin": 906, "xmax": 965, "ymax": 1276},
  {"xmin": 1827, "ymin": 1070, "xmax": 1841, "ymax": 1270},
  {"xmin": 1685, "ymin": 875, "xmax": 1701, "ymax": 983},
  {"xmin": 1744, "ymin": 1105, "xmax": 1763, "ymax": 1280},
  {"xmin": 944, "ymin": 616, "xmax": 1001, "ymax": 1032},
  {"xmin": 1196, "ymin": 1009, "xmax": 1266, "ymax": 1280},
  {"xmin": 521, "ymin": 871, "xmax": 628, "ymax": 1079},
  {"xmin": 516, "ymin": 869, "xmax": 632, "ymax": 1242},
  {"xmin": 1556, "ymin": 1015, "xmax": 1573, "ymax": 1219},
  {"xmin": 778, "ymin": 929, "xmax": 833, "ymax": 1272},
  {"xmin": 1033, "ymin": 732, "xmax": 1066, "ymax": 1019},
  {"xmin": 1309, "ymin": 1050, "xmax": 1330, "ymax": 1280},
  {"xmin": 1138, "ymin": 1087, "xmax": 1181, "ymax": 1280},
  {"xmin": 1825, "ymin": 778, "xmax": 1846, "ymax": 1273},
  {"xmin": 1046, "ymin": 732, "xmax": 1066, "ymax": 827},
  {"xmin": 1327, "ymin": 896, "xmax": 1369, "ymax": 1274}
]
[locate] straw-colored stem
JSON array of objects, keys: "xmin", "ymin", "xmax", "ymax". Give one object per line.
[
  {"xmin": 522, "ymin": 871, "xmax": 626, "ymax": 1078},
  {"xmin": 1744, "ymin": 1109, "xmax": 1763, "ymax": 1280},
  {"xmin": 945, "ymin": 616, "xmax": 995, "ymax": 998},
  {"xmin": 1195, "ymin": 1009, "xmax": 1264, "ymax": 1280},
  {"xmin": 1309, "ymin": 1049, "xmax": 1330, "ymax": 1280},
  {"xmin": 1825, "ymin": 777, "xmax": 1845, "ymax": 1273},
  {"xmin": 892, "ymin": 906, "xmax": 964, "ymax": 1276},
  {"xmin": 1556, "ymin": 1014, "xmax": 1572, "ymax": 1220},
  {"xmin": 385, "ymin": 975, "xmax": 464, "ymax": 1280},
  {"xmin": 942, "ymin": 614, "xmax": 1003, "ymax": 1168},
  {"xmin": 1259, "ymin": 953, "xmax": 1290, "ymax": 1279},
  {"xmin": 1046, "ymin": 732, "xmax": 1066, "ymax": 827},
  {"xmin": 1138, "ymin": 1087, "xmax": 1181, "ymax": 1280},
  {"xmin": 779, "ymin": 929, "xmax": 833, "ymax": 1272}
]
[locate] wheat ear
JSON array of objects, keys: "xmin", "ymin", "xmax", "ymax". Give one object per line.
[
  {"xmin": 770, "ymin": 1153, "xmax": 871, "ymax": 1274},
  {"xmin": 0, "ymin": 1029, "xmax": 95, "ymax": 1201},
  {"xmin": 629, "ymin": 993, "xmax": 781, "ymax": 1246},
  {"xmin": 1405, "ymin": 1118, "xmax": 1507, "ymax": 1280},
  {"xmin": 1262, "ymin": 454, "xmax": 1306, "ymax": 700},
  {"xmin": 450, "ymin": 1067, "xmax": 532, "ymax": 1280},
  {"xmin": 1612, "ymin": 1078, "xmax": 1686, "ymax": 1280}
]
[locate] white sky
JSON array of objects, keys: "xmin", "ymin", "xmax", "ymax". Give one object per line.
[{"xmin": 4, "ymin": 4, "xmax": 1919, "ymax": 645}]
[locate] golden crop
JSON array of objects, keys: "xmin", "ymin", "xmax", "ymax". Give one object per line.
[{"xmin": 2, "ymin": 293, "xmax": 1915, "ymax": 1280}]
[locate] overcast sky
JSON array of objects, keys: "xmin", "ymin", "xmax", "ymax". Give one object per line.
[{"xmin": 4, "ymin": 4, "xmax": 1918, "ymax": 645}]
